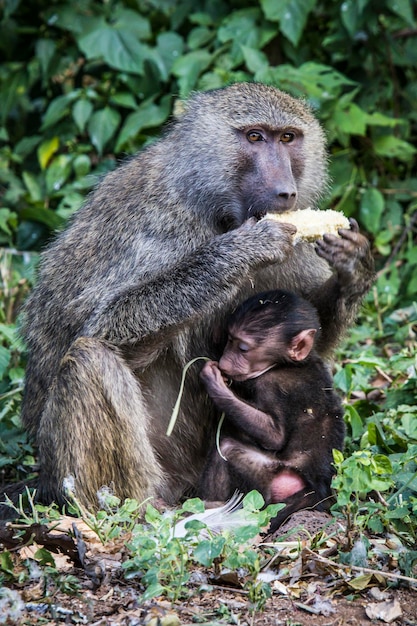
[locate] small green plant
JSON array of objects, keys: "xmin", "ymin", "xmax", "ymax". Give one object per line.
[
  {"xmin": 2, "ymin": 487, "xmax": 62, "ymax": 526},
  {"xmin": 0, "ymin": 249, "xmax": 37, "ymax": 485},
  {"xmin": 123, "ymin": 490, "xmax": 282, "ymax": 607},
  {"xmin": 331, "ymin": 448, "xmax": 408, "ymax": 540},
  {"xmin": 62, "ymin": 479, "xmax": 147, "ymax": 544},
  {"xmin": 332, "ymin": 449, "xmax": 393, "ymax": 528}
]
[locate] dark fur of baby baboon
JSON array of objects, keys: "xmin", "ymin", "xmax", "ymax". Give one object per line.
[
  {"xmin": 198, "ymin": 289, "xmax": 346, "ymax": 531},
  {"xmin": 4, "ymin": 82, "xmax": 374, "ymax": 515}
]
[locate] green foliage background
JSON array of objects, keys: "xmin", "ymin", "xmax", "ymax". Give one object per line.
[{"xmin": 0, "ymin": 0, "xmax": 416, "ymax": 536}]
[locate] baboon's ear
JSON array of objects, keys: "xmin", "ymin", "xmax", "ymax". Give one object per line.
[{"xmin": 288, "ymin": 329, "xmax": 317, "ymax": 361}]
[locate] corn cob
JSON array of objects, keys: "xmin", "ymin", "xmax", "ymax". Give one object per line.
[{"xmin": 263, "ymin": 208, "xmax": 350, "ymax": 242}]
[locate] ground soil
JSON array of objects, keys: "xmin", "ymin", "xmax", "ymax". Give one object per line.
[
  {"xmin": 3, "ymin": 570, "xmax": 417, "ymax": 625},
  {"xmin": 1, "ymin": 511, "xmax": 417, "ymax": 626}
]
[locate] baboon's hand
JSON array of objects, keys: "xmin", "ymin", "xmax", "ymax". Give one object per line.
[
  {"xmin": 236, "ymin": 217, "xmax": 297, "ymax": 267},
  {"xmin": 315, "ymin": 218, "xmax": 374, "ymax": 288},
  {"xmin": 200, "ymin": 361, "xmax": 230, "ymax": 397}
]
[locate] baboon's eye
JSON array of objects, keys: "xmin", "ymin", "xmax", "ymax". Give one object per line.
[
  {"xmin": 246, "ymin": 130, "xmax": 264, "ymax": 143},
  {"xmin": 281, "ymin": 132, "xmax": 295, "ymax": 143}
]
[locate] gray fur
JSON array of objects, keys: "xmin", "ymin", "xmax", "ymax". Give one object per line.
[{"xmin": 19, "ymin": 83, "xmax": 374, "ymax": 510}]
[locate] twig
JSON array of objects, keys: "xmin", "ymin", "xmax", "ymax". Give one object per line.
[
  {"xmin": 0, "ymin": 521, "xmax": 81, "ymax": 566},
  {"xmin": 304, "ymin": 547, "xmax": 417, "ymax": 586},
  {"xmin": 375, "ymin": 366, "xmax": 393, "ymax": 384},
  {"xmin": 393, "ymin": 28, "xmax": 417, "ymax": 39},
  {"xmin": 382, "ymin": 210, "xmax": 417, "ymax": 272}
]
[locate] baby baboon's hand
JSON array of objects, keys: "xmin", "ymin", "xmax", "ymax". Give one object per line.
[{"xmin": 200, "ymin": 361, "xmax": 229, "ymax": 397}]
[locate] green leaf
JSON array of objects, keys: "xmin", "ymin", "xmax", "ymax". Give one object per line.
[
  {"xmin": 181, "ymin": 498, "xmax": 205, "ymax": 514},
  {"xmin": 406, "ymin": 273, "xmax": 417, "ymax": 297},
  {"xmin": 390, "ymin": 0, "xmax": 415, "ymax": 27},
  {"xmin": 374, "ymin": 135, "xmax": 416, "ymax": 162},
  {"xmin": 260, "ymin": 0, "xmax": 316, "ymax": 46},
  {"xmin": 41, "ymin": 94, "xmax": 74, "ymax": 130},
  {"xmin": 183, "ymin": 519, "xmax": 207, "ymax": 533},
  {"xmin": 0, "ymin": 208, "xmax": 16, "ymax": 238},
  {"xmin": 340, "ymin": 0, "xmax": 361, "ymax": 37},
  {"xmin": 218, "ymin": 9, "xmax": 263, "ymax": 47},
  {"xmin": 0, "ymin": 550, "xmax": 15, "ymax": 576},
  {"xmin": 156, "ymin": 31, "xmax": 185, "ymax": 74},
  {"xmin": 366, "ymin": 112, "xmax": 405, "ymax": 127},
  {"xmin": 45, "ymin": 154, "xmax": 73, "ymax": 194},
  {"xmin": 334, "ymin": 364, "xmax": 353, "ymax": 394},
  {"xmin": 88, "ymin": 107, "xmax": 121, "ymax": 155},
  {"xmin": 371, "ymin": 454, "xmax": 393, "ymax": 475},
  {"xmin": 72, "ymin": 154, "xmax": 91, "ymax": 179},
  {"xmin": 172, "ymin": 50, "xmax": 212, "ymax": 96},
  {"xmin": 188, "ymin": 26, "xmax": 213, "ymax": 50},
  {"xmin": 144, "ymin": 504, "xmax": 163, "ymax": 525},
  {"xmin": 115, "ymin": 97, "xmax": 171, "ymax": 151},
  {"xmin": 112, "ymin": 7, "xmax": 151, "ymax": 40},
  {"xmin": 0, "ymin": 345, "xmax": 11, "ymax": 379},
  {"xmin": 359, "ymin": 187, "xmax": 384, "ymax": 234},
  {"xmin": 16, "ymin": 221, "xmax": 45, "ymax": 250},
  {"xmin": 22, "ymin": 171, "xmax": 42, "ymax": 202},
  {"xmin": 333, "ymin": 449, "xmax": 344, "ymax": 467},
  {"xmin": 142, "ymin": 581, "xmax": 165, "ymax": 601},
  {"xmin": 241, "ymin": 46, "xmax": 268, "ymax": 74},
  {"xmin": 193, "ymin": 536, "xmax": 226, "ymax": 567},
  {"xmin": 257, "ymin": 62, "xmax": 355, "ymax": 102},
  {"xmin": 35, "ymin": 39, "xmax": 56, "ymax": 80},
  {"xmin": 34, "ymin": 547, "xmax": 55, "ymax": 566},
  {"xmin": 72, "ymin": 99, "xmax": 93, "ymax": 132},
  {"xmin": 37, "ymin": 136, "xmax": 60, "ymax": 170},
  {"xmin": 344, "ymin": 405, "xmax": 363, "ymax": 439},
  {"xmin": 110, "ymin": 93, "xmax": 137, "ymax": 109},
  {"xmin": 78, "ymin": 17, "xmax": 147, "ymax": 75},
  {"xmin": 333, "ymin": 102, "xmax": 367, "ymax": 136},
  {"xmin": 19, "ymin": 207, "xmax": 65, "ymax": 230},
  {"xmin": 14, "ymin": 135, "xmax": 42, "ymax": 159},
  {"xmin": 233, "ymin": 524, "xmax": 262, "ymax": 542},
  {"xmin": 0, "ymin": 68, "xmax": 28, "ymax": 123},
  {"xmin": 243, "ymin": 490, "xmax": 265, "ymax": 511}
]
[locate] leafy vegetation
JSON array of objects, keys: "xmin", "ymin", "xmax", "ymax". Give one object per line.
[{"xmin": 0, "ymin": 0, "xmax": 416, "ymax": 618}]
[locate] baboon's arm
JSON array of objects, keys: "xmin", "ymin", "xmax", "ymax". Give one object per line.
[
  {"xmin": 82, "ymin": 219, "xmax": 295, "ymax": 344},
  {"xmin": 312, "ymin": 219, "xmax": 375, "ymax": 354}
]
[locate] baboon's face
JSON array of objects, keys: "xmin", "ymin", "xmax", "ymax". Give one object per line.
[
  {"xmin": 219, "ymin": 324, "xmax": 285, "ymax": 382},
  {"xmin": 235, "ymin": 126, "xmax": 304, "ymax": 221}
]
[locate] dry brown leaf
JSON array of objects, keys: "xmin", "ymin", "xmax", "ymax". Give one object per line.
[{"xmin": 365, "ymin": 599, "xmax": 403, "ymax": 623}]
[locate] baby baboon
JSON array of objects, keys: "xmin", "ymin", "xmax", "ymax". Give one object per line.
[
  {"xmin": 198, "ymin": 289, "xmax": 346, "ymax": 531},
  {"xmin": 15, "ymin": 82, "xmax": 373, "ymax": 512}
]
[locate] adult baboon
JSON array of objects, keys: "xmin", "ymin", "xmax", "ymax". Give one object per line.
[{"xmin": 18, "ymin": 82, "xmax": 374, "ymax": 511}]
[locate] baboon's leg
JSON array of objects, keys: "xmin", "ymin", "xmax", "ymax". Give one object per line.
[
  {"xmin": 199, "ymin": 445, "xmax": 235, "ymax": 502},
  {"xmin": 37, "ymin": 337, "xmax": 164, "ymax": 510}
]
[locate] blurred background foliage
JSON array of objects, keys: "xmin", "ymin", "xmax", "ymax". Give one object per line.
[{"xmin": 0, "ymin": 0, "xmax": 416, "ymax": 536}]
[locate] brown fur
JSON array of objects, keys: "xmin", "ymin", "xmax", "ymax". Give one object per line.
[{"xmin": 198, "ymin": 290, "xmax": 346, "ymax": 531}]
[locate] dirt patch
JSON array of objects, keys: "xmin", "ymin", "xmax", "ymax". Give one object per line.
[
  {"xmin": 1, "ymin": 510, "xmax": 417, "ymax": 625},
  {"xmin": 3, "ymin": 574, "xmax": 417, "ymax": 625}
]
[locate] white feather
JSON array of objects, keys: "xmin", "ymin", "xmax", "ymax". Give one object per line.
[{"xmin": 171, "ymin": 492, "xmax": 256, "ymax": 538}]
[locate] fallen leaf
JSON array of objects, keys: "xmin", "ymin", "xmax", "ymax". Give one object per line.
[
  {"xmin": 365, "ymin": 599, "xmax": 403, "ymax": 623},
  {"xmin": 348, "ymin": 573, "xmax": 373, "ymax": 590}
]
